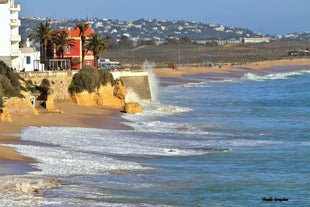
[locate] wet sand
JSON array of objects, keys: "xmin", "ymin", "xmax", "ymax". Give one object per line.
[{"xmin": 1, "ymin": 58, "xmax": 310, "ymax": 174}]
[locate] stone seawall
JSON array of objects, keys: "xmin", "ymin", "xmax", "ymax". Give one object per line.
[{"xmin": 19, "ymin": 71, "xmax": 75, "ymax": 102}]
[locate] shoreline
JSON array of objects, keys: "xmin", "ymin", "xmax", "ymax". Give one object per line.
[
  {"xmin": 1, "ymin": 58, "xmax": 310, "ymax": 174},
  {"xmin": 0, "ymin": 102, "xmax": 130, "ymax": 170},
  {"xmin": 152, "ymin": 58, "xmax": 310, "ymax": 77}
]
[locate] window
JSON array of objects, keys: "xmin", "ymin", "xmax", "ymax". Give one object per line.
[
  {"xmin": 65, "ymin": 45, "xmax": 70, "ymax": 53},
  {"xmin": 26, "ymin": 56, "xmax": 31, "ymax": 64},
  {"xmin": 86, "ymin": 61, "xmax": 92, "ymax": 65}
]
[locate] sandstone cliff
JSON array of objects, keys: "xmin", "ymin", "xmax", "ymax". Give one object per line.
[
  {"xmin": 0, "ymin": 79, "xmax": 142, "ymax": 123},
  {"xmin": 123, "ymin": 102, "xmax": 142, "ymax": 114},
  {"xmin": 70, "ymin": 80, "xmax": 127, "ymax": 109},
  {"xmin": 1, "ymin": 94, "xmax": 39, "ymax": 122}
]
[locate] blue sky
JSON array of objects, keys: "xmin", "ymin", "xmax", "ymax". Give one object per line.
[{"xmin": 16, "ymin": 0, "xmax": 310, "ymax": 35}]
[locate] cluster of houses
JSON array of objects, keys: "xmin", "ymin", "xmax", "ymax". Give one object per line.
[{"xmin": 0, "ymin": 0, "xmax": 97, "ymax": 72}]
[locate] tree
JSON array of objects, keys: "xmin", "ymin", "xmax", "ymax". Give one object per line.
[
  {"xmin": 76, "ymin": 22, "xmax": 90, "ymax": 66},
  {"xmin": 179, "ymin": 36, "xmax": 192, "ymax": 44},
  {"xmin": 138, "ymin": 39, "xmax": 156, "ymax": 46},
  {"xmin": 19, "ymin": 39, "xmax": 27, "ymax": 48},
  {"xmin": 28, "ymin": 21, "xmax": 55, "ymax": 70},
  {"xmin": 85, "ymin": 34, "xmax": 109, "ymax": 68},
  {"xmin": 105, "ymin": 35, "xmax": 117, "ymax": 49},
  {"xmin": 53, "ymin": 31, "xmax": 76, "ymax": 58},
  {"xmin": 118, "ymin": 35, "xmax": 134, "ymax": 48}
]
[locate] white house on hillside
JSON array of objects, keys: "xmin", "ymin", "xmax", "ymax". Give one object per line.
[{"xmin": 0, "ymin": 0, "xmax": 21, "ymax": 69}]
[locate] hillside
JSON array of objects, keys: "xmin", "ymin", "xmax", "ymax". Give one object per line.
[
  {"xmin": 20, "ymin": 17, "xmax": 262, "ymax": 43},
  {"xmin": 19, "ymin": 17, "xmax": 310, "ymax": 67},
  {"xmin": 20, "ymin": 17, "xmax": 310, "ymax": 44},
  {"xmin": 102, "ymin": 41, "xmax": 310, "ymax": 67}
]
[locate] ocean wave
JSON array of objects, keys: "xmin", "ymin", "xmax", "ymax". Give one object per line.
[
  {"xmin": 7, "ymin": 143, "xmax": 148, "ymax": 176},
  {"xmin": 7, "ymin": 125, "xmax": 285, "ymax": 184},
  {"xmin": 181, "ymin": 81, "xmax": 212, "ymax": 88},
  {"xmin": 8, "ymin": 126, "xmax": 231, "ymax": 176},
  {"xmin": 126, "ymin": 101, "xmax": 192, "ymax": 118},
  {"xmin": 241, "ymin": 70, "xmax": 310, "ymax": 81}
]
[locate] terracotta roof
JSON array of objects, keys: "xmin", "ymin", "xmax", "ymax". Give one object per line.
[{"xmin": 65, "ymin": 27, "xmax": 94, "ymax": 37}]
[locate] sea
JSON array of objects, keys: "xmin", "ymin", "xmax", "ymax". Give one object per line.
[{"xmin": 1, "ymin": 64, "xmax": 310, "ymax": 207}]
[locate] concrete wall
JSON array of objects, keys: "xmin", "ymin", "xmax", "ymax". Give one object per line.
[{"xmin": 121, "ymin": 75, "xmax": 151, "ymax": 100}]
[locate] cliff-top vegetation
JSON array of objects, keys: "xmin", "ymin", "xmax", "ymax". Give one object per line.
[
  {"xmin": 69, "ymin": 65, "xmax": 115, "ymax": 93},
  {"xmin": 0, "ymin": 61, "xmax": 23, "ymax": 110}
]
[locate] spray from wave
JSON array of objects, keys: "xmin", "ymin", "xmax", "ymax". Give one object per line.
[{"xmin": 142, "ymin": 60, "xmax": 159, "ymax": 101}]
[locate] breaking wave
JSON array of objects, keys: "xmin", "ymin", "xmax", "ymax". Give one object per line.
[{"xmin": 241, "ymin": 70, "xmax": 310, "ymax": 81}]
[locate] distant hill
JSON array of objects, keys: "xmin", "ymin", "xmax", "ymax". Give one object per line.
[
  {"xmin": 20, "ymin": 17, "xmax": 310, "ymax": 43},
  {"xmin": 19, "ymin": 17, "xmax": 310, "ymax": 66},
  {"xmin": 20, "ymin": 17, "xmax": 264, "ymax": 43}
]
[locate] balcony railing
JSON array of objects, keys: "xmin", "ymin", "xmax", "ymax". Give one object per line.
[
  {"xmin": 10, "ymin": 4, "xmax": 20, "ymax": 11},
  {"xmin": 10, "ymin": 35, "xmax": 21, "ymax": 42},
  {"xmin": 11, "ymin": 49, "xmax": 21, "ymax": 56},
  {"xmin": 10, "ymin": 19, "xmax": 21, "ymax": 26}
]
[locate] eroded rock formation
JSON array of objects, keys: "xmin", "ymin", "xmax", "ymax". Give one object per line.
[
  {"xmin": 0, "ymin": 94, "xmax": 39, "ymax": 122},
  {"xmin": 123, "ymin": 102, "xmax": 142, "ymax": 114},
  {"xmin": 70, "ymin": 80, "xmax": 127, "ymax": 109}
]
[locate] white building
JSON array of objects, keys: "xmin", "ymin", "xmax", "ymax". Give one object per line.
[
  {"xmin": 19, "ymin": 47, "xmax": 44, "ymax": 72},
  {"xmin": 0, "ymin": 0, "xmax": 21, "ymax": 69},
  {"xmin": 243, "ymin": 37, "xmax": 270, "ymax": 44}
]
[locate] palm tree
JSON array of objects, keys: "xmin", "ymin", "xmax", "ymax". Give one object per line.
[
  {"xmin": 53, "ymin": 31, "xmax": 75, "ymax": 58},
  {"xmin": 76, "ymin": 22, "xmax": 90, "ymax": 66},
  {"xmin": 85, "ymin": 34, "xmax": 109, "ymax": 68},
  {"xmin": 28, "ymin": 21, "xmax": 55, "ymax": 70}
]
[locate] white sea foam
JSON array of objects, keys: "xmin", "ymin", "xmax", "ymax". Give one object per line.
[
  {"xmin": 241, "ymin": 70, "xmax": 310, "ymax": 81},
  {"xmin": 125, "ymin": 86, "xmax": 143, "ymax": 103},
  {"xmin": 8, "ymin": 126, "xmax": 228, "ymax": 177},
  {"xmin": 181, "ymin": 81, "xmax": 212, "ymax": 88},
  {"xmin": 0, "ymin": 175, "xmax": 59, "ymax": 206}
]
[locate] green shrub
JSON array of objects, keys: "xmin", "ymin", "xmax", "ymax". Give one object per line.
[
  {"xmin": 98, "ymin": 69, "xmax": 115, "ymax": 86},
  {"xmin": 0, "ymin": 61, "xmax": 21, "ymax": 91},
  {"xmin": 69, "ymin": 66, "xmax": 115, "ymax": 93},
  {"xmin": 39, "ymin": 78, "xmax": 50, "ymax": 94},
  {"xmin": 0, "ymin": 84, "xmax": 3, "ymax": 111},
  {"xmin": 0, "ymin": 74, "xmax": 20, "ymax": 98},
  {"xmin": 0, "ymin": 61, "xmax": 21, "ymax": 97}
]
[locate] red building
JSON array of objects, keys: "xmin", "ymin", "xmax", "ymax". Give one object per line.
[{"xmin": 54, "ymin": 27, "xmax": 95, "ymax": 70}]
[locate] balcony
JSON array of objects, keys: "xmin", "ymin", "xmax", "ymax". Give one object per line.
[
  {"xmin": 10, "ymin": 4, "xmax": 20, "ymax": 11},
  {"xmin": 11, "ymin": 49, "xmax": 21, "ymax": 56},
  {"xmin": 10, "ymin": 19, "xmax": 21, "ymax": 27},
  {"xmin": 10, "ymin": 35, "xmax": 21, "ymax": 42}
]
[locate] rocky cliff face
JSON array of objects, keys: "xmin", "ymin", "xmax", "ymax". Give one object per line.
[
  {"xmin": 123, "ymin": 102, "xmax": 142, "ymax": 114},
  {"xmin": 1, "ymin": 94, "xmax": 39, "ymax": 122},
  {"xmin": 0, "ymin": 79, "xmax": 142, "ymax": 123},
  {"xmin": 70, "ymin": 80, "xmax": 127, "ymax": 109}
]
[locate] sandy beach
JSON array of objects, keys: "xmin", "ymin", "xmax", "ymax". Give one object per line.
[
  {"xmin": 152, "ymin": 58, "xmax": 310, "ymax": 77},
  {"xmin": 0, "ymin": 103, "xmax": 129, "ymax": 163},
  {"xmin": 1, "ymin": 57, "xmax": 310, "ymax": 171}
]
